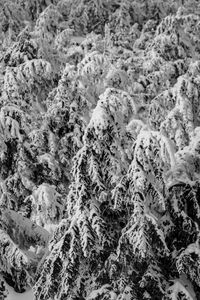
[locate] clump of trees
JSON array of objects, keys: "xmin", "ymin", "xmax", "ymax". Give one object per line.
[{"xmin": 0, "ymin": 1, "xmax": 200, "ymax": 300}]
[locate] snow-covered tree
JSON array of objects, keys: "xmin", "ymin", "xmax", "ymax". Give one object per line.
[{"xmin": 33, "ymin": 83, "xmax": 136, "ymax": 299}]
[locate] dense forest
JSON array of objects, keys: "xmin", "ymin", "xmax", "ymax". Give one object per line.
[{"xmin": 0, "ymin": 0, "xmax": 200, "ymax": 299}]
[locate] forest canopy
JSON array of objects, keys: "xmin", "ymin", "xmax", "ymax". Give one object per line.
[{"xmin": 0, "ymin": 0, "xmax": 200, "ymax": 299}]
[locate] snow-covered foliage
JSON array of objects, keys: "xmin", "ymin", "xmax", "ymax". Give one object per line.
[{"xmin": 1, "ymin": 0, "xmax": 200, "ymax": 300}]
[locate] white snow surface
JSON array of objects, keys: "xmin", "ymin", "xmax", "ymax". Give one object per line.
[
  {"xmin": 7, "ymin": 288, "xmax": 34, "ymax": 300},
  {"xmin": 4, "ymin": 280, "xmax": 34, "ymax": 300}
]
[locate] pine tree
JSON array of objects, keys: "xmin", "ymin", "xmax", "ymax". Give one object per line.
[{"xmin": 33, "ymin": 79, "xmax": 136, "ymax": 299}]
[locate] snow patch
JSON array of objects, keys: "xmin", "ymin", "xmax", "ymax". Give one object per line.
[{"xmin": 6, "ymin": 287, "xmax": 34, "ymax": 300}]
